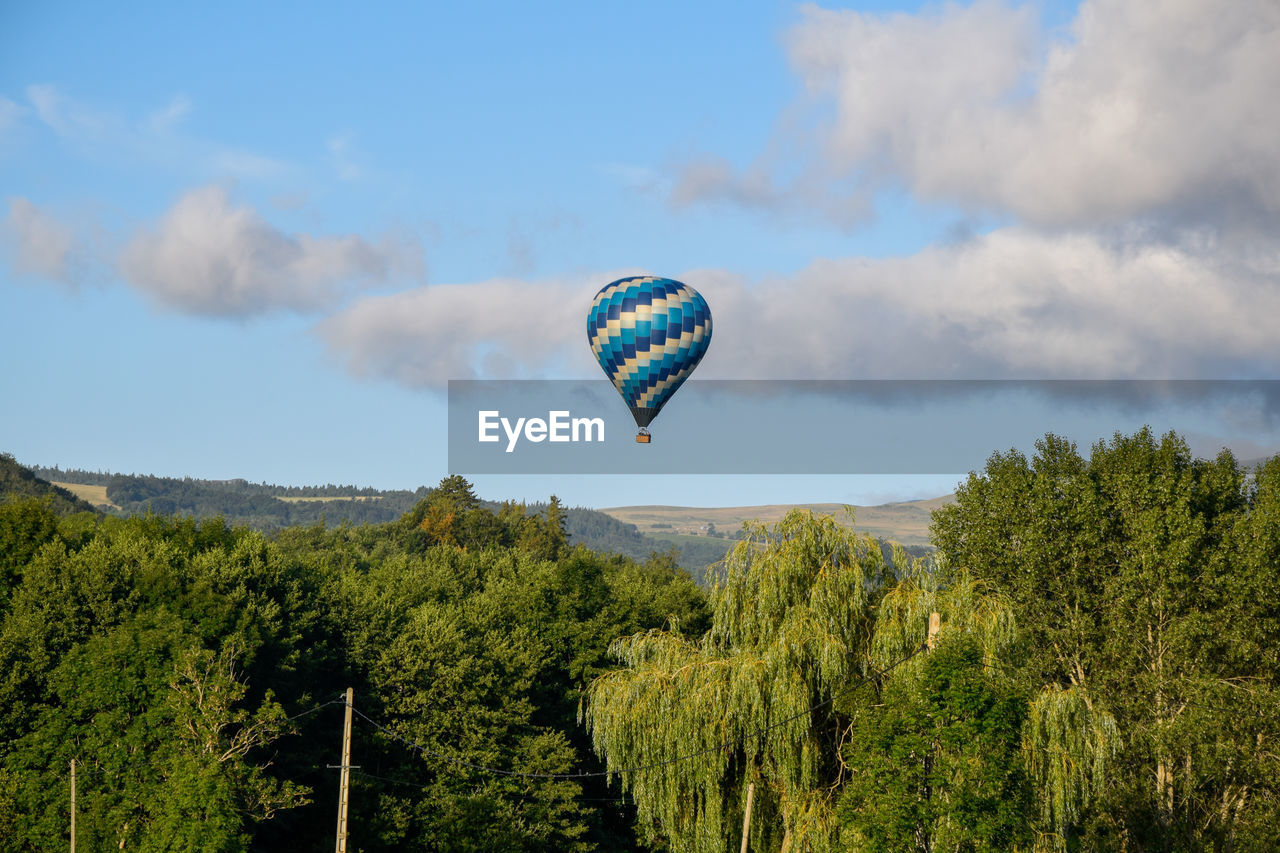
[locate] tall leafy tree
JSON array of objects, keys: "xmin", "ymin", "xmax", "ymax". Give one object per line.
[
  {"xmin": 586, "ymin": 511, "xmax": 898, "ymax": 852},
  {"xmin": 932, "ymin": 429, "xmax": 1280, "ymax": 851},
  {"xmin": 10, "ymin": 613, "xmax": 303, "ymax": 850},
  {"xmin": 837, "ymin": 634, "xmax": 1032, "ymax": 853}
]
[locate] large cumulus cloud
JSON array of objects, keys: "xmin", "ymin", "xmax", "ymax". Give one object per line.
[
  {"xmin": 318, "ymin": 226, "xmax": 1280, "ymax": 386},
  {"xmin": 677, "ymin": 0, "xmax": 1280, "ymax": 228}
]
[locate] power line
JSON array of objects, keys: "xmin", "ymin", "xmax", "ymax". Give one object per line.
[
  {"xmin": 284, "ymin": 697, "xmax": 347, "ymax": 723},
  {"xmin": 343, "ymin": 645, "xmax": 926, "ymax": 781},
  {"xmin": 343, "ymin": 768, "xmax": 636, "ymax": 803},
  {"xmin": 49, "ymin": 696, "xmax": 346, "ymax": 784}
]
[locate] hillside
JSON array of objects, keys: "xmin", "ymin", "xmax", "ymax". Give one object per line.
[
  {"xmin": 558, "ymin": 505, "xmax": 733, "ymax": 583},
  {"xmin": 0, "ymin": 454, "xmax": 98, "ymax": 515},
  {"xmin": 27, "ymin": 462, "xmax": 719, "ymax": 571},
  {"xmin": 24, "ymin": 461, "xmax": 942, "ymax": 576},
  {"xmin": 32, "ymin": 466, "xmax": 425, "ymax": 529},
  {"xmin": 599, "ymin": 495, "xmax": 953, "ymax": 548},
  {"xmin": 51, "ymin": 481, "xmax": 118, "ymax": 509}
]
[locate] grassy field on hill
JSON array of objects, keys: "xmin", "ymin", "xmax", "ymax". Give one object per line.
[
  {"xmin": 51, "ymin": 481, "xmax": 117, "ymax": 508},
  {"xmin": 600, "ymin": 495, "xmax": 953, "ymax": 547}
]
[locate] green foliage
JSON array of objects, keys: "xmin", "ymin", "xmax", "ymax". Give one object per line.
[
  {"xmin": 869, "ymin": 559, "xmax": 1017, "ymax": 673},
  {"xmin": 563, "ymin": 506, "xmax": 731, "ymax": 580},
  {"xmin": 838, "ymin": 634, "xmax": 1033, "ymax": 852},
  {"xmin": 0, "ymin": 473, "xmax": 709, "ymax": 850},
  {"xmin": 0, "ymin": 499, "xmax": 61, "ymax": 596},
  {"xmin": 932, "ymin": 429, "xmax": 1280, "ymax": 850},
  {"xmin": 586, "ymin": 511, "xmax": 899, "ymax": 853},
  {"xmin": 7, "ymin": 438, "xmax": 1280, "ymax": 851},
  {"xmin": 26, "ymin": 457, "xmax": 734, "ymax": 576},
  {"xmin": 1023, "ymin": 684, "xmax": 1119, "ymax": 845},
  {"xmin": 0, "ymin": 518, "xmax": 313, "ymax": 850},
  {"xmin": 334, "ymin": 553, "xmax": 591, "ymax": 851},
  {"xmin": 313, "ymin": 507, "xmax": 707, "ymax": 851},
  {"xmin": 103, "ymin": 472, "xmax": 423, "ymax": 529},
  {"xmin": 0, "ymin": 453, "xmax": 97, "ymax": 516}
]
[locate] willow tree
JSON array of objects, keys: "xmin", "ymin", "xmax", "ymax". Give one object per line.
[{"xmin": 585, "ymin": 511, "xmax": 898, "ymax": 853}]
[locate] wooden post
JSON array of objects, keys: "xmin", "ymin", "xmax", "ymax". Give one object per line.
[
  {"xmin": 927, "ymin": 612, "xmax": 941, "ymax": 650},
  {"xmin": 70, "ymin": 759, "xmax": 76, "ymax": 853},
  {"xmin": 739, "ymin": 781, "xmax": 755, "ymax": 853},
  {"xmin": 335, "ymin": 687, "xmax": 354, "ymax": 853}
]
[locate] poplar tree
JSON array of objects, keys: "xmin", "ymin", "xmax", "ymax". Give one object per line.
[{"xmin": 932, "ymin": 429, "xmax": 1280, "ymax": 850}]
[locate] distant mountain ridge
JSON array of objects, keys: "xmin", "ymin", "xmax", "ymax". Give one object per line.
[
  {"xmin": 21, "ymin": 460, "xmax": 729, "ymax": 572},
  {"xmin": 599, "ymin": 496, "xmax": 953, "ymax": 548},
  {"xmin": 30, "ymin": 465, "xmax": 423, "ymax": 529}
]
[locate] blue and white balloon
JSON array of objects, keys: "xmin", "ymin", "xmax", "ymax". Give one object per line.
[{"xmin": 587, "ymin": 276, "xmax": 712, "ymax": 434}]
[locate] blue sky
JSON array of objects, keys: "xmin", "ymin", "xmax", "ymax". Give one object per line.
[{"xmin": 3, "ymin": 0, "xmax": 1278, "ymax": 507}]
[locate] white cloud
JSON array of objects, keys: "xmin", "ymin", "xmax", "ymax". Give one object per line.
[
  {"xmin": 678, "ymin": 0, "xmax": 1280, "ymax": 228},
  {"xmin": 318, "ymin": 228, "xmax": 1280, "ymax": 388},
  {"xmin": 3, "ymin": 198, "xmax": 80, "ymax": 282},
  {"xmin": 700, "ymin": 227, "xmax": 1280, "ymax": 379},
  {"xmin": 23, "ymin": 84, "xmax": 288, "ymax": 179},
  {"xmin": 119, "ymin": 186, "xmax": 423, "ymax": 317},
  {"xmin": 145, "ymin": 94, "xmax": 191, "ymax": 133},
  {"xmin": 327, "ymin": 134, "xmax": 365, "ymax": 182},
  {"xmin": 0, "ymin": 97, "xmax": 25, "ymax": 134},
  {"xmin": 207, "ymin": 149, "xmax": 288, "ymax": 179},
  {"xmin": 27, "ymin": 84, "xmax": 106, "ymax": 138},
  {"xmin": 316, "ymin": 272, "xmax": 643, "ymax": 387}
]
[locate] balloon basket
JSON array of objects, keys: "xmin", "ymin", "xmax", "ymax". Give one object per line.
[{"xmin": 635, "ymin": 431, "xmax": 651, "ymax": 444}]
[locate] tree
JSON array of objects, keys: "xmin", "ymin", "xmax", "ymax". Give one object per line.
[
  {"xmin": 519, "ymin": 496, "xmax": 569, "ymax": 561},
  {"xmin": 328, "ymin": 546, "xmax": 594, "ymax": 851},
  {"xmin": 837, "ymin": 634, "xmax": 1033, "ymax": 852},
  {"xmin": 8, "ymin": 613, "xmax": 302, "ymax": 851},
  {"xmin": 586, "ymin": 511, "xmax": 897, "ymax": 852},
  {"xmin": 931, "ymin": 429, "xmax": 1280, "ymax": 850},
  {"xmin": 0, "ymin": 498, "xmax": 60, "ymax": 598}
]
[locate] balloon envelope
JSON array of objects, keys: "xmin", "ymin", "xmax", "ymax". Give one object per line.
[{"xmin": 587, "ymin": 276, "xmax": 712, "ymax": 429}]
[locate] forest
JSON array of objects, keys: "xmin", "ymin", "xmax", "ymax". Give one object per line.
[
  {"xmin": 1, "ymin": 427, "xmax": 1278, "ymax": 851},
  {"xmin": 30, "ymin": 464, "xmax": 733, "ymax": 576}
]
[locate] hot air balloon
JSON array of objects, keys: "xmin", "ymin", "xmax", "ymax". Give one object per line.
[{"xmin": 587, "ymin": 276, "xmax": 712, "ymax": 443}]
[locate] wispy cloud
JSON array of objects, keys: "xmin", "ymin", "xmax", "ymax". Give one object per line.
[
  {"xmin": 327, "ymin": 133, "xmax": 366, "ymax": 182},
  {"xmin": 22, "ymin": 84, "xmax": 289, "ymax": 180},
  {"xmin": 2, "ymin": 197, "xmax": 82, "ymax": 283},
  {"xmin": 27, "ymin": 83, "xmax": 107, "ymax": 138},
  {"xmin": 0, "ymin": 96, "xmax": 26, "ymax": 135},
  {"xmin": 144, "ymin": 94, "xmax": 191, "ymax": 134},
  {"xmin": 596, "ymin": 162, "xmax": 667, "ymax": 194}
]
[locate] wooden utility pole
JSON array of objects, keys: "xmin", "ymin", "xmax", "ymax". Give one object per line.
[
  {"xmin": 335, "ymin": 687, "xmax": 354, "ymax": 853},
  {"xmin": 739, "ymin": 781, "xmax": 755, "ymax": 853},
  {"xmin": 927, "ymin": 612, "xmax": 941, "ymax": 650},
  {"xmin": 69, "ymin": 759, "xmax": 76, "ymax": 853}
]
